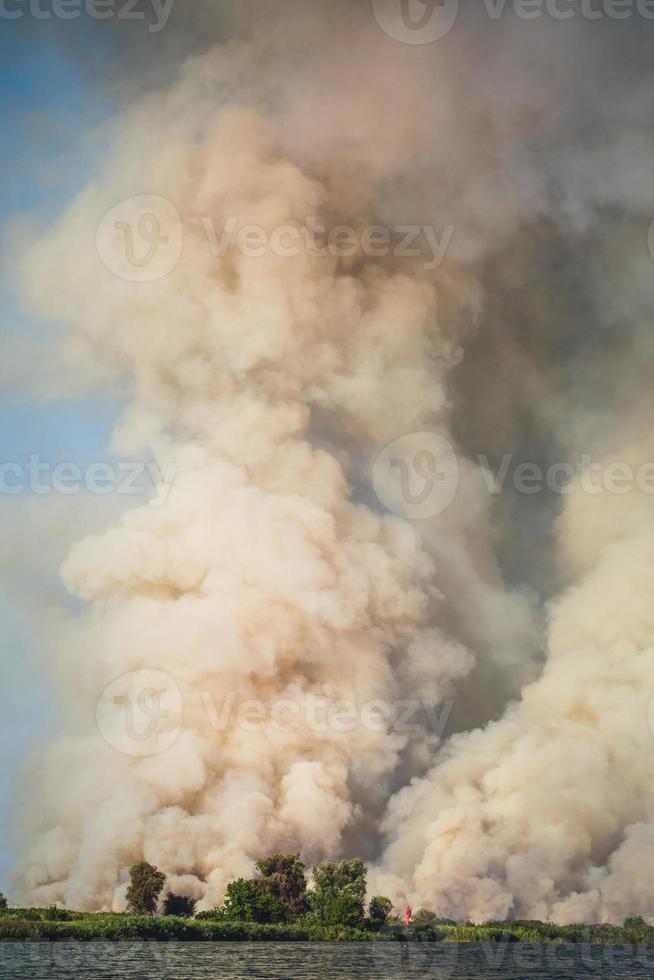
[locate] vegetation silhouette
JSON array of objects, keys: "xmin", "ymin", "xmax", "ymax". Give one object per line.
[{"xmin": 2, "ymin": 859, "xmax": 654, "ymax": 943}]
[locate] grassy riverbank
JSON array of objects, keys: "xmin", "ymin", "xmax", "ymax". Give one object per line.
[{"xmin": 2, "ymin": 909, "xmax": 654, "ymax": 943}]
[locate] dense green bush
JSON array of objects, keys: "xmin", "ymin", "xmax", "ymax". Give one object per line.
[
  {"xmin": 368, "ymin": 896, "xmax": 393, "ymax": 926},
  {"xmin": 255, "ymin": 853, "xmax": 309, "ymax": 918},
  {"xmin": 2, "ymin": 910, "xmax": 654, "ymax": 943},
  {"xmin": 205, "ymin": 852, "xmax": 310, "ymax": 924},
  {"xmin": 0, "ymin": 915, "xmax": 373, "ymax": 942},
  {"xmin": 126, "ymin": 862, "xmax": 166, "ymax": 915},
  {"xmin": 624, "ymin": 915, "xmax": 647, "ymax": 929},
  {"xmin": 309, "ymin": 858, "xmax": 367, "ymax": 928},
  {"xmin": 411, "ymin": 907, "xmax": 436, "ymax": 927},
  {"xmin": 223, "ymin": 878, "xmax": 285, "ymax": 924},
  {"xmin": 411, "ymin": 908, "xmax": 457, "ymax": 927},
  {"xmin": 194, "ymin": 908, "xmax": 226, "ymax": 921},
  {"xmin": 43, "ymin": 905, "xmax": 74, "ymax": 921},
  {"xmin": 162, "ymin": 893, "xmax": 196, "ymax": 918}
]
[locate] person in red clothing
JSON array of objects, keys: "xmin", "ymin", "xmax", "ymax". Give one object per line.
[{"xmin": 404, "ymin": 904, "xmax": 412, "ymax": 927}]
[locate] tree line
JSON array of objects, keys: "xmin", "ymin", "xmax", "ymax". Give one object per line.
[{"xmin": 124, "ymin": 854, "xmax": 396, "ymax": 928}]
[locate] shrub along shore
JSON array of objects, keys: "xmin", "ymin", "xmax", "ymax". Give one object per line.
[
  {"xmin": 2, "ymin": 856, "xmax": 653, "ymax": 944},
  {"xmin": 2, "ymin": 912, "xmax": 654, "ymax": 944}
]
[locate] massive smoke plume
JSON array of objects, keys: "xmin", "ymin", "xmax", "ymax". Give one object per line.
[{"xmin": 8, "ymin": 0, "xmax": 654, "ymax": 921}]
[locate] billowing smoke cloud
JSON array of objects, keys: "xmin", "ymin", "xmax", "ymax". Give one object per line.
[
  {"xmin": 8, "ymin": 0, "xmax": 654, "ymax": 920},
  {"xmin": 375, "ymin": 445, "xmax": 654, "ymax": 922}
]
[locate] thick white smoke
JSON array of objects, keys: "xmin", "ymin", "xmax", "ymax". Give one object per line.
[
  {"xmin": 11, "ymin": 30, "xmax": 535, "ymax": 910},
  {"xmin": 9, "ymin": 1, "xmax": 654, "ymax": 921},
  {"xmin": 376, "ymin": 449, "xmax": 654, "ymax": 923}
]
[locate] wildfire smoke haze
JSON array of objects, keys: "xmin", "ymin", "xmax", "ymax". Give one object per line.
[{"xmin": 5, "ymin": 0, "xmax": 654, "ymax": 924}]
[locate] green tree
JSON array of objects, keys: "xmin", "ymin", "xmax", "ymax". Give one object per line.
[
  {"xmin": 126, "ymin": 861, "xmax": 166, "ymax": 915},
  {"xmin": 412, "ymin": 908, "xmax": 437, "ymax": 927},
  {"xmin": 0, "ymin": 893, "xmax": 7, "ymax": 910},
  {"xmin": 624, "ymin": 916, "xmax": 648, "ymax": 929},
  {"xmin": 163, "ymin": 893, "xmax": 197, "ymax": 918},
  {"xmin": 43, "ymin": 906, "xmax": 71, "ymax": 921},
  {"xmin": 223, "ymin": 878, "xmax": 285, "ymax": 924},
  {"xmin": 255, "ymin": 852, "xmax": 308, "ymax": 918},
  {"xmin": 309, "ymin": 858, "xmax": 367, "ymax": 928},
  {"xmin": 368, "ymin": 895, "xmax": 393, "ymax": 925}
]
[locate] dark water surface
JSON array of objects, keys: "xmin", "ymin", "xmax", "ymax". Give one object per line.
[{"xmin": 2, "ymin": 941, "xmax": 654, "ymax": 978}]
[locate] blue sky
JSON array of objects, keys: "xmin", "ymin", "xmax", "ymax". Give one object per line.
[{"xmin": 0, "ymin": 26, "xmax": 119, "ymax": 894}]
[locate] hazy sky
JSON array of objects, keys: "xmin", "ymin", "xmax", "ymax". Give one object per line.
[{"xmin": 0, "ymin": 25, "xmax": 119, "ymax": 892}]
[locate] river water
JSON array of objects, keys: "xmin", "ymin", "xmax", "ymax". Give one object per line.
[{"xmin": 2, "ymin": 940, "xmax": 654, "ymax": 978}]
